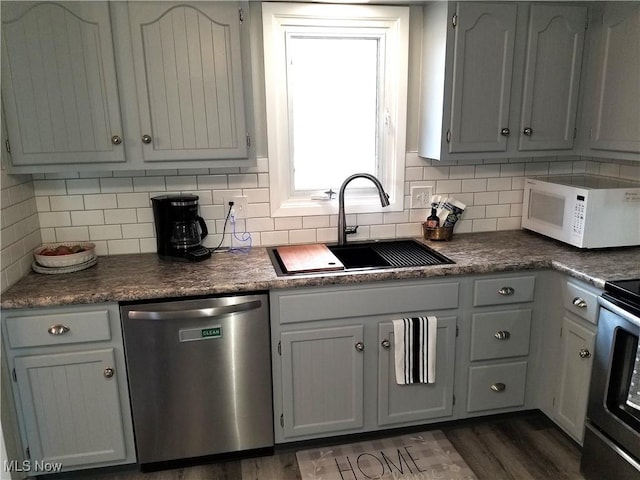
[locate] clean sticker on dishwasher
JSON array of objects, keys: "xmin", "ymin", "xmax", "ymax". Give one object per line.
[{"xmin": 179, "ymin": 326, "xmax": 222, "ymax": 342}]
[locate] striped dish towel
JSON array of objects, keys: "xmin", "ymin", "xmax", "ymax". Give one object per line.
[{"xmin": 392, "ymin": 316, "xmax": 437, "ymax": 384}]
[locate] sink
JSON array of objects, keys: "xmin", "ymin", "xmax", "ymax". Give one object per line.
[{"xmin": 269, "ymin": 239, "xmax": 454, "ymax": 276}]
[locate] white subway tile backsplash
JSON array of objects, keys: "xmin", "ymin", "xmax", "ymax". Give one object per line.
[
  {"xmin": 117, "ymin": 193, "xmax": 150, "ymax": 208},
  {"xmin": 107, "ymin": 239, "xmax": 140, "ymax": 254},
  {"xmin": 71, "ymin": 210, "xmax": 105, "ymax": 226},
  {"xmin": 133, "ymin": 176, "xmax": 166, "ymax": 192},
  {"xmin": 302, "ymin": 216, "xmax": 330, "ymax": 229},
  {"xmin": 498, "ymin": 190, "xmax": 524, "ymax": 204},
  {"xmin": 89, "ymin": 225, "xmax": 122, "ymax": 240},
  {"xmin": 4, "ymin": 154, "xmax": 639, "ymax": 270},
  {"xmin": 50, "ymin": 195, "xmax": 84, "ymax": 211},
  {"xmin": 34, "ymin": 180, "xmax": 67, "ymax": 196},
  {"xmin": 55, "ymin": 226, "xmax": 90, "ymax": 241},
  {"xmin": 289, "ymin": 229, "xmax": 317, "ymax": 244},
  {"xmin": 275, "ymin": 217, "xmax": 303, "ymax": 230},
  {"xmin": 39, "ymin": 211, "xmax": 71, "ymax": 228},
  {"xmin": 67, "ymin": 179, "xmax": 100, "ymax": 194},
  {"xmin": 105, "ymin": 209, "xmax": 138, "ymax": 224},
  {"xmin": 100, "ymin": 177, "xmax": 134, "ymax": 193},
  {"xmin": 122, "ymin": 223, "xmax": 154, "ymax": 239}
]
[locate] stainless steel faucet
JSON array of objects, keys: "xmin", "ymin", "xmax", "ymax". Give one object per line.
[{"xmin": 337, "ymin": 173, "xmax": 390, "ymax": 245}]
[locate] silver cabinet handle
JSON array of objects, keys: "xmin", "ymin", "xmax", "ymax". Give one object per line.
[
  {"xmin": 128, "ymin": 300, "xmax": 261, "ymax": 320},
  {"xmin": 498, "ymin": 286, "xmax": 515, "ymax": 296},
  {"xmin": 522, "ymin": 127, "xmax": 533, "ymax": 136},
  {"xmin": 579, "ymin": 349, "xmax": 591, "ymax": 359},
  {"xmin": 494, "ymin": 330, "xmax": 511, "ymax": 340},
  {"xmin": 381, "ymin": 339, "xmax": 391, "ymax": 350},
  {"xmin": 490, "ymin": 382, "xmax": 506, "ymax": 392},
  {"xmin": 48, "ymin": 324, "xmax": 70, "ymax": 335},
  {"xmin": 573, "ymin": 297, "xmax": 587, "ymax": 308},
  {"xmin": 142, "ymin": 134, "xmax": 152, "ymax": 144},
  {"xmin": 111, "ymin": 135, "xmax": 122, "ymax": 145},
  {"xmin": 103, "ymin": 367, "xmax": 114, "ymax": 378},
  {"xmin": 355, "ymin": 342, "xmax": 365, "ymax": 352},
  {"xmin": 500, "ymin": 128, "xmax": 510, "ymax": 136}
]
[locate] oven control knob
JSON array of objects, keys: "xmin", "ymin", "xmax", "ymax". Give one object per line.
[{"xmin": 579, "ymin": 348, "xmax": 591, "ymax": 359}]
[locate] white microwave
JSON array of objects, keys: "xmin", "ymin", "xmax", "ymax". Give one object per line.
[{"xmin": 522, "ymin": 175, "xmax": 640, "ymax": 249}]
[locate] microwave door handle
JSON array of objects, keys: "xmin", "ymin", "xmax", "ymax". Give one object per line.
[{"xmin": 127, "ymin": 300, "xmax": 262, "ymax": 320}]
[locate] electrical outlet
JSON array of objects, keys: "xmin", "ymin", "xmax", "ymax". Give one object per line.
[
  {"xmin": 410, "ymin": 186, "xmax": 432, "ymax": 209},
  {"xmin": 225, "ymin": 196, "xmax": 248, "ymax": 219}
]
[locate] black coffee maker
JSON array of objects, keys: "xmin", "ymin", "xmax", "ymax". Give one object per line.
[{"xmin": 151, "ymin": 194, "xmax": 212, "ymax": 261}]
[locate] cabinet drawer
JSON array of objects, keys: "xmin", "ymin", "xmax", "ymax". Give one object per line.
[
  {"xmin": 563, "ymin": 281, "xmax": 600, "ymax": 325},
  {"xmin": 473, "ymin": 276, "xmax": 535, "ymax": 306},
  {"xmin": 277, "ymin": 281, "xmax": 459, "ymax": 324},
  {"xmin": 470, "ymin": 309, "xmax": 531, "ymax": 361},
  {"xmin": 467, "ymin": 361, "xmax": 527, "ymax": 412},
  {"xmin": 5, "ymin": 309, "xmax": 112, "ymax": 348}
]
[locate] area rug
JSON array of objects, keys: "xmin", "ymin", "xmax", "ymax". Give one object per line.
[{"xmin": 296, "ymin": 430, "xmax": 478, "ymax": 480}]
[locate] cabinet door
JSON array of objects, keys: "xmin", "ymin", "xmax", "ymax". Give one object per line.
[
  {"xmin": 13, "ymin": 349, "xmax": 128, "ymax": 467},
  {"xmin": 554, "ymin": 316, "xmax": 595, "ymax": 442},
  {"xmin": 448, "ymin": 3, "xmax": 517, "ymax": 153},
  {"xmin": 280, "ymin": 325, "xmax": 364, "ymax": 438},
  {"xmin": 518, "ymin": 5, "xmax": 587, "ymax": 151},
  {"xmin": 377, "ymin": 316, "xmax": 456, "ymax": 426},
  {"xmin": 589, "ymin": 3, "xmax": 640, "ymax": 154},
  {"xmin": 1, "ymin": 2, "xmax": 125, "ymax": 167},
  {"xmin": 126, "ymin": 2, "xmax": 248, "ymax": 162}
]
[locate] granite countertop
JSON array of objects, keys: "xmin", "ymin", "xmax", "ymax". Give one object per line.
[{"xmin": 2, "ymin": 230, "xmax": 639, "ymax": 310}]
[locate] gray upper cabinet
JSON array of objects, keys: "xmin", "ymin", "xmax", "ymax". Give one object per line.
[
  {"xmin": 1, "ymin": 1, "xmax": 253, "ymax": 173},
  {"xmin": 1, "ymin": 2, "xmax": 126, "ymax": 168},
  {"xmin": 580, "ymin": 2, "xmax": 640, "ymax": 158},
  {"xmin": 448, "ymin": 3, "xmax": 517, "ymax": 154},
  {"xmin": 125, "ymin": 2, "xmax": 248, "ymax": 163},
  {"xmin": 518, "ymin": 5, "xmax": 587, "ymax": 151},
  {"xmin": 419, "ymin": 2, "xmax": 587, "ymax": 160}
]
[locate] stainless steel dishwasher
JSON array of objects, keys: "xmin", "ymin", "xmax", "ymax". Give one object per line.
[{"xmin": 120, "ymin": 293, "xmax": 273, "ymax": 467}]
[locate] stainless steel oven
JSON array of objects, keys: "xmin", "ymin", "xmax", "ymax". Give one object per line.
[{"xmin": 581, "ymin": 280, "xmax": 640, "ymax": 480}]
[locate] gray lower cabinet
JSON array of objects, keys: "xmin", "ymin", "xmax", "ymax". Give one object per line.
[
  {"xmin": 377, "ymin": 317, "xmax": 456, "ymax": 426},
  {"xmin": 463, "ymin": 275, "xmax": 536, "ymax": 415},
  {"xmin": 271, "ymin": 279, "xmax": 459, "ymax": 443},
  {"xmin": 550, "ymin": 277, "xmax": 599, "ymax": 443},
  {"xmin": 1, "ymin": 304, "xmax": 136, "ymax": 473},
  {"xmin": 280, "ymin": 325, "xmax": 365, "ymax": 438}
]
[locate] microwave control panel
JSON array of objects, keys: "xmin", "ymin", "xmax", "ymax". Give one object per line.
[{"xmin": 572, "ymin": 195, "xmax": 586, "ymax": 235}]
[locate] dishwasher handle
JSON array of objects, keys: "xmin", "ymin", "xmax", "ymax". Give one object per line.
[{"xmin": 127, "ymin": 299, "xmax": 262, "ymax": 321}]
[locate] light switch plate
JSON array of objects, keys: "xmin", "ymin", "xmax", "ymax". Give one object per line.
[{"xmin": 410, "ymin": 186, "xmax": 432, "ymax": 209}]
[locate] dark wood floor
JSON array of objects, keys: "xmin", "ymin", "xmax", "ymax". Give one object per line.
[{"xmin": 57, "ymin": 411, "xmax": 584, "ymax": 480}]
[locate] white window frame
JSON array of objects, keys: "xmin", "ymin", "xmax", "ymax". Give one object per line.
[{"xmin": 262, "ymin": 2, "xmax": 409, "ymax": 217}]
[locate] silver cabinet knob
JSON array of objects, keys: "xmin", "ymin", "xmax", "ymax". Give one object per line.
[
  {"xmin": 573, "ymin": 297, "xmax": 587, "ymax": 308},
  {"xmin": 522, "ymin": 127, "xmax": 533, "ymax": 136},
  {"xmin": 47, "ymin": 324, "xmax": 70, "ymax": 335},
  {"xmin": 490, "ymin": 382, "xmax": 506, "ymax": 392},
  {"xmin": 579, "ymin": 349, "xmax": 591, "ymax": 359},
  {"xmin": 103, "ymin": 367, "xmax": 115, "ymax": 378},
  {"xmin": 494, "ymin": 330, "xmax": 511, "ymax": 340},
  {"xmin": 142, "ymin": 134, "xmax": 152, "ymax": 144},
  {"xmin": 355, "ymin": 342, "xmax": 365, "ymax": 352},
  {"xmin": 381, "ymin": 339, "xmax": 391, "ymax": 350},
  {"xmin": 111, "ymin": 135, "xmax": 122, "ymax": 145},
  {"xmin": 500, "ymin": 128, "xmax": 510, "ymax": 136},
  {"xmin": 498, "ymin": 286, "xmax": 515, "ymax": 296}
]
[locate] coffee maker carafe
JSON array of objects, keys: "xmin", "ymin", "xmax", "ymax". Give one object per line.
[{"xmin": 151, "ymin": 194, "xmax": 212, "ymax": 261}]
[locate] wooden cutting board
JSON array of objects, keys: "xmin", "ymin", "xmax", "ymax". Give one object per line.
[{"xmin": 276, "ymin": 244, "xmax": 345, "ymax": 274}]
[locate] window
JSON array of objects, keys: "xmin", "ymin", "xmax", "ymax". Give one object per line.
[{"xmin": 262, "ymin": 3, "xmax": 410, "ymax": 217}]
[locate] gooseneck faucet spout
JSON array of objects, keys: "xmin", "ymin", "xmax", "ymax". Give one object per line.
[{"xmin": 338, "ymin": 173, "xmax": 390, "ymax": 246}]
